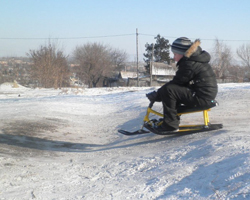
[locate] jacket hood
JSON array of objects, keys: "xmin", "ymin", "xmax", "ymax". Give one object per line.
[
  {"xmin": 184, "ymin": 39, "xmax": 210, "ymax": 63},
  {"xmin": 185, "ymin": 39, "xmax": 201, "ymax": 58}
]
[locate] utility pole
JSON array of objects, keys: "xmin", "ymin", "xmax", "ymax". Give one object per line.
[
  {"xmin": 136, "ymin": 28, "xmax": 139, "ymax": 87},
  {"xmin": 150, "ymin": 44, "xmax": 154, "ymax": 86}
]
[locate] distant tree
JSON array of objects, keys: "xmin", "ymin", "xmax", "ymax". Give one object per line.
[
  {"xmin": 227, "ymin": 64, "xmax": 245, "ymax": 82},
  {"xmin": 211, "ymin": 38, "xmax": 233, "ymax": 79},
  {"xmin": 110, "ymin": 48, "xmax": 128, "ymax": 71},
  {"xmin": 237, "ymin": 43, "xmax": 250, "ymax": 69},
  {"xmin": 28, "ymin": 42, "xmax": 71, "ymax": 88},
  {"xmin": 143, "ymin": 34, "xmax": 170, "ymax": 73},
  {"xmin": 236, "ymin": 43, "xmax": 250, "ymax": 81},
  {"xmin": 73, "ymin": 43, "xmax": 127, "ymax": 87}
]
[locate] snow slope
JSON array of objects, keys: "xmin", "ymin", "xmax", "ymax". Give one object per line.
[{"xmin": 1, "ymin": 83, "xmax": 250, "ymax": 199}]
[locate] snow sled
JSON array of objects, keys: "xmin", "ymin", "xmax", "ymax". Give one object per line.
[{"xmin": 118, "ymin": 100, "xmax": 223, "ymax": 136}]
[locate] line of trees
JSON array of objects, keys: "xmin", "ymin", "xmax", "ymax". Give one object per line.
[
  {"xmin": 211, "ymin": 38, "xmax": 250, "ymax": 82},
  {"xmin": 25, "ymin": 42, "xmax": 127, "ymax": 88},
  {"xmin": 1, "ymin": 37, "xmax": 250, "ymax": 88}
]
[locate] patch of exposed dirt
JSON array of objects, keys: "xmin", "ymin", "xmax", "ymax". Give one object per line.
[{"xmin": 0, "ymin": 118, "xmax": 66, "ymax": 158}]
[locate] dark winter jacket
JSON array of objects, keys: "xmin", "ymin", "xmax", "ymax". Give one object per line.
[{"xmin": 170, "ymin": 39, "xmax": 218, "ymax": 100}]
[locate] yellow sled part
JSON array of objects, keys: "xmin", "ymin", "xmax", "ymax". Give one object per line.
[{"xmin": 143, "ymin": 104, "xmax": 214, "ymax": 128}]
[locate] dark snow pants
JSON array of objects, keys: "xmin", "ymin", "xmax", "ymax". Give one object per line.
[{"xmin": 157, "ymin": 83, "xmax": 212, "ymax": 129}]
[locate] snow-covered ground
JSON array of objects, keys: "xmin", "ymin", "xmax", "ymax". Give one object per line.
[{"xmin": 1, "ymin": 82, "xmax": 250, "ymax": 199}]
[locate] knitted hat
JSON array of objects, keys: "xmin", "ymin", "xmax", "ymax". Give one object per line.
[{"xmin": 171, "ymin": 37, "xmax": 192, "ymax": 55}]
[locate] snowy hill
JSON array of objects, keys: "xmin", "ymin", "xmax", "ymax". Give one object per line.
[{"xmin": 0, "ymin": 83, "xmax": 250, "ymax": 199}]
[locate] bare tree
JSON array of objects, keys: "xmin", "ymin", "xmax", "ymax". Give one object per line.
[
  {"xmin": 227, "ymin": 64, "xmax": 245, "ymax": 82},
  {"xmin": 28, "ymin": 43, "xmax": 71, "ymax": 88},
  {"xmin": 237, "ymin": 44, "xmax": 250, "ymax": 69},
  {"xmin": 110, "ymin": 48, "xmax": 128, "ymax": 71},
  {"xmin": 73, "ymin": 43, "xmax": 127, "ymax": 87},
  {"xmin": 211, "ymin": 38, "xmax": 233, "ymax": 79}
]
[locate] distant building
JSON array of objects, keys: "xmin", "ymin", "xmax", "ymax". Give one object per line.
[
  {"xmin": 102, "ymin": 62, "xmax": 177, "ymax": 87},
  {"xmin": 151, "ymin": 62, "xmax": 177, "ymax": 84},
  {"xmin": 103, "ymin": 71, "xmax": 137, "ymax": 87},
  {"xmin": 119, "ymin": 71, "xmax": 137, "ymax": 79}
]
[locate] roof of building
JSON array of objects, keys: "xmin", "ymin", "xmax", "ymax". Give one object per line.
[
  {"xmin": 152, "ymin": 62, "xmax": 176, "ymax": 76},
  {"xmin": 119, "ymin": 71, "xmax": 137, "ymax": 79}
]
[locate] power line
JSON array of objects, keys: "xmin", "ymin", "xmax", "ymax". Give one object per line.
[
  {"xmin": 0, "ymin": 32, "xmax": 249, "ymax": 42},
  {"xmin": 139, "ymin": 33, "xmax": 250, "ymax": 42},
  {"xmin": 0, "ymin": 33, "xmax": 135, "ymax": 40}
]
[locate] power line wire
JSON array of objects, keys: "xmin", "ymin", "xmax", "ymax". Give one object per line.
[
  {"xmin": 139, "ymin": 33, "xmax": 250, "ymax": 42},
  {"xmin": 0, "ymin": 33, "xmax": 135, "ymax": 40},
  {"xmin": 0, "ymin": 32, "xmax": 249, "ymax": 42}
]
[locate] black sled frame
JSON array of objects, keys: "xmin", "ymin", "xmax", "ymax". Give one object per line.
[{"xmin": 118, "ymin": 101, "xmax": 223, "ymax": 136}]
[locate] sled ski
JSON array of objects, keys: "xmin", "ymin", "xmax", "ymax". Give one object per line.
[
  {"xmin": 118, "ymin": 129, "xmax": 150, "ymax": 135},
  {"xmin": 119, "ymin": 101, "xmax": 223, "ymax": 136},
  {"xmin": 143, "ymin": 123, "xmax": 223, "ymax": 135},
  {"xmin": 118, "ymin": 124, "xmax": 223, "ymax": 136}
]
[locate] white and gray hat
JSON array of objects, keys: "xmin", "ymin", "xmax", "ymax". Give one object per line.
[{"xmin": 171, "ymin": 37, "xmax": 192, "ymax": 55}]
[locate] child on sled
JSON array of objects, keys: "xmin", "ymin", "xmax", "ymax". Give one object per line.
[{"xmin": 146, "ymin": 37, "xmax": 218, "ymax": 133}]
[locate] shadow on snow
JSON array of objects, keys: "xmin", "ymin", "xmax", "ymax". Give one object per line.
[{"xmin": 0, "ymin": 129, "xmax": 227, "ymax": 154}]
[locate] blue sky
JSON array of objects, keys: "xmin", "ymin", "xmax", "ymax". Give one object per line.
[{"xmin": 0, "ymin": 0, "xmax": 250, "ymax": 60}]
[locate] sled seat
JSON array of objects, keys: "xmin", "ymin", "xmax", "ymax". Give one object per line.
[
  {"xmin": 177, "ymin": 100, "xmax": 219, "ymax": 127},
  {"xmin": 177, "ymin": 100, "xmax": 218, "ymax": 114}
]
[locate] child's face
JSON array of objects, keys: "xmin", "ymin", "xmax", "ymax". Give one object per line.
[{"xmin": 173, "ymin": 53, "xmax": 183, "ymax": 62}]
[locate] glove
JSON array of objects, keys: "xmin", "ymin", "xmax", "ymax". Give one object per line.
[{"xmin": 146, "ymin": 91, "xmax": 158, "ymax": 102}]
